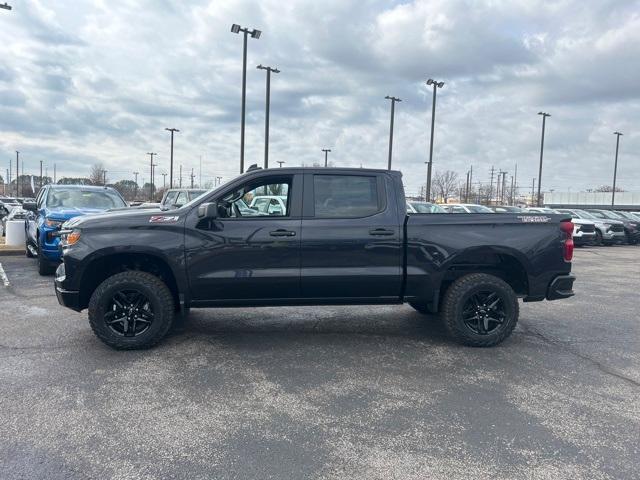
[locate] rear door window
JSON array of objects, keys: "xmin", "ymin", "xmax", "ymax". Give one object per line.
[{"xmin": 313, "ymin": 175, "xmax": 382, "ymax": 218}]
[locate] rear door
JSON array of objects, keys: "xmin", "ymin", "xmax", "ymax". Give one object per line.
[{"xmin": 300, "ymin": 172, "xmax": 402, "ymax": 300}]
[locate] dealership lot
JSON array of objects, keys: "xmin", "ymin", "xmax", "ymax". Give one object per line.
[{"xmin": 0, "ymin": 247, "xmax": 638, "ymax": 479}]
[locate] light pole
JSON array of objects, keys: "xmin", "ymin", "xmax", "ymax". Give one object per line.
[
  {"xmin": 133, "ymin": 171, "xmax": 139, "ymax": 200},
  {"xmin": 385, "ymin": 96, "xmax": 401, "ymax": 170},
  {"xmin": 216, "ymin": 176, "xmax": 222, "ymax": 185},
  {"xmin": 537, "ymin": 112, "xmax": 550, "ymax": 207},
  {"xmin": 231, "ymin": 24, "xmax": 261, "ymax": 174},
  {"xmin": 611, "ymin": 131, "xmax": 623, "ymax": 206},
  {"xmin": 162, "ymin": 173, "xmax": 167, "ymax": 190},
  {"xmin": 425, "ymin": 78, "xmax": 444, "ymax": 201},
  {"xmin": 0, "ymin": 3, "xmax": 12, "ymax": 11},
  {"xmin": 322, "ymin": 149, "xmax": 331, "ymax": 167},
  {"xmin": 277, "ymin": 161, "xmax": 285, "ymax": 168},
  {"xmin": 165, "ymin": 128, "xmax": 179, "ymax": 188},
  {"xmin": 147, "ymin": 152, "xmax": 157, "ymax": 201},
  {"xmin": 102, "ymin": 170, "xmax": 107, "ymax": 186},
  {"xmin": 257, "ymin": 64, "xmax": 280, "ymax": 169},
  {"xmin": 15, "ymin": 151, "xmax": 19, "ymax": 197},
  {"xmin": 39, "ymin": 160, "xmax": 43, "ymax": 191}
]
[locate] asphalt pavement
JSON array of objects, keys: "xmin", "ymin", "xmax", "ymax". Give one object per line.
[{"xmin": 0, "ymin": 246, "xmax": 638, "ymax": 479}]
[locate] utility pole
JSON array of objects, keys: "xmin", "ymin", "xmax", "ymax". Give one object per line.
[
  {"xmin": 190, "ymin": 168, "xmax": 195, "ymax": 188},
  {"xmin": 133, "ymin": 171, "xmax": 139, "ymax": 200},
  {"xmin": 231, "ymin": 24, "xmax": 262, "ymax": 174},
  {"xmin": 489, "ymin": 166, "xmax": 495, "ymax": 205},
  {"xmin": 498, "ymin": 170, "xmax": 507, "ymax": 204},
  {"xmin": 531, "ymin": 178, "xmax": 536, "ymax": 205},
  {"xmin": 15, "ymin": 151, "xmax": 19, "ymax": 197},
  {"xmin": 502, "ymin": 171, "xmax": 507, "ymax": 204},
  {"xmin": 510, "ymin": 175, "xmax": 515, "ymax": 205},
  {"xmin": 103, "ymin": 170, "xmax": 107, "ymax": 186},
  {"xmin": 465, "ymin": 170, "xmax": 470, "ymax": 203},
  {"xmin": 277, "ymin": 161, "xmax": 285, "ymax": 168},
  {"xmin": 162, "ymin": 173, "xmax": 167, "ymax": 189},
  {"xmin": 179, "ymin": 164, "xmax": 183, "ymax": 188},
  {"xmin": 612, "ymin": 131, "xmax": 623, "ymax": 206},
  {"xmin": 469, "ymin": 166, "xmax": 473, "ymax": 203},
  {"xmin": 146, "ymin": 152, "xmax": 157, "ymax": 201},
  {"xmin": 425, "ymin": 78, "xmax": 444, "ymax": 201},
  {"xmin": 322, "ymin": 149, "xmax": 331, "ymax": 167},
  {"xmin": 513, "ymin": 163, "xmax": 518, "ymax": 205},
  {"xmin": 216, "ymin": 176, "xmax": 222, "ymax": 186},
  {"xmin": 385, "ymin": 96, "xmax": 402, "ymax": 170},
  {"xmin": 165, "ymin": 128, "xmax": 179, "ymax": 188},
  {"xmin": 39, "ymin": 160, "xmax": 43, "ymax": 191},
  {"xmin": 257, "ymin": 64, "xmax": 280, "ymax": 169},
  {"xmin": 537, "ymin": 112, "xmax": 551, "ymax": 206}
]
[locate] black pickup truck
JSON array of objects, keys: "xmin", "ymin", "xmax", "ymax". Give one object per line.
[{"xmin": 54, "ymin": 167, "xmax": 575, "ymax": 350}]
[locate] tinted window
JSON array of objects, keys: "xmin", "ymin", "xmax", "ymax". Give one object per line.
[
  {"xmin": 313, "ymin": 175, "xmax": 380, "ymax": 218},
  {"xmin": 175, "ymin": 192, "xmax": 188, "ymax": 206},
  {"xmin": 410, "ymin": 202, "xmax": 445, "ymax": 213},
  {"xmin": 221, "ymin": 178, "xmax": 291, "ymax": 218},
  {"xmin": 163, "ymin": 191, "xmax": 178, "ymax": 206}
]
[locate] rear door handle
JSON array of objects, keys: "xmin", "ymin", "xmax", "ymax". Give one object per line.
[
  {"xmin": 269, "ymin": 229, "xmax": 296, "ymax": 237},
  {"xmin": 369, "ymin": 228, "xmax": 395, "ymax": 236}
]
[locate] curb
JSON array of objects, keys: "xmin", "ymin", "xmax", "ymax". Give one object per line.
[{"xmin": 0, "ymin": 248, "xmax": 25, "ymax": 257}]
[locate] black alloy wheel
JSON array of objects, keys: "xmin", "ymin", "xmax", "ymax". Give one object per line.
[
  {"xmin": 461, "ymin": 291, "xmax": 505, "ymax": 335},
  {"xmin": 104, "ymin": 289, "xmax": 154, "ymax": 337}
]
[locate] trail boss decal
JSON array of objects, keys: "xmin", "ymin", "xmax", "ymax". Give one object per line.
[
  {"xmin": 149, "ymin": 215, "xmax": 180, "ymax": 223},
  {"xmin": 517, "ymin": 215, "xmax": 550, "ymax": 223}
]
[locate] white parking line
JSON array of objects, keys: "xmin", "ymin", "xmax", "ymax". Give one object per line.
[{"xmin": 0, "ymin": 262, "xmax": 9, "ymax": 287}]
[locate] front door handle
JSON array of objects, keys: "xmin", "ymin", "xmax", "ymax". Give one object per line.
[
  {"xmin": 269, "ymin": 229, "xmax": 296, "ymax": 237},
  {"xmin": 369, "ymin": 228, "xmax": 395, "ymax": 236}
]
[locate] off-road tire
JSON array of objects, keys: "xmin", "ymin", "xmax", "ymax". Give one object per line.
[
  {"xmin": 441, "ymin": 273, "xmax": 519, "ymax": 347},
  {"xmin": 88, "ymin": 271, "xmax": 175, "ymax": 350}
]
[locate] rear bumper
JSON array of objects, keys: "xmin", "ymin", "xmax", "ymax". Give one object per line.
[
  {"xmin": 546, "ymin": 274, "xmax": 576, "ymax": 300},
  {"xmin": 54, "ymin": 263, "xmax": 82, "ymax": 311}
]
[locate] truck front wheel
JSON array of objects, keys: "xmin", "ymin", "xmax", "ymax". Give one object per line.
[
  {"xmin": 88, "ymin": 271, "xmax": 175, "ymax": 350},
  {"xmin": 441, "ymin": 273, "xmax": 519, "ymax": 347}
]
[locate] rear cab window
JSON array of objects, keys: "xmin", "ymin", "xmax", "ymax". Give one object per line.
[{"xmin": 312, "ymin": 174, "xmax": 384, "ymax": 218}]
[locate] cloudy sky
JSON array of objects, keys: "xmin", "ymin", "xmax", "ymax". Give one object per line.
[{"xmin": 1, "ymin": 0, "xmax": 639, "ymax": 195}]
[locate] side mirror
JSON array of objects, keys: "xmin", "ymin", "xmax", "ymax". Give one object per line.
[
  {"xmin": 23, "ymin": 201, "xmax": 37, "ymax": 212},
  {"xmin": 198, "ymin": 202, "xmax": 218, "ymax": 219}
]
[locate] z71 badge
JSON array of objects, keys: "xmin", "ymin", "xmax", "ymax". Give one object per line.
[
  {"xmin": 149, "ymin": 215, "xmax": 180, "ymax": 223},
  {"xmin": 517, "ymin": 215, "xmax": 550, "ymax": 223}
]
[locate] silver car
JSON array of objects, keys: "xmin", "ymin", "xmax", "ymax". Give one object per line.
[{"xmin": 556, "ymin": 209, "xmax": 625, "ymax": 246}]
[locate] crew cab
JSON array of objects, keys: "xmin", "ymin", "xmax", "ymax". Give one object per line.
[{"xmin": 54, "ymin": 168, "xmax": 576, "ymax": 350}]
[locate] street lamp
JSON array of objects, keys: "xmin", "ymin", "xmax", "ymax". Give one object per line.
[
  {"xmin": 537, "ymin": 112, "xmax": 551, "ymax": 207},
  {"xmin": 0, "ymin": 3, "xmax": 12, "ymax": 11},
  {"xmin": 612, "ymin": 131, "xmax": 623, "ymax": 206},
  {"xmin": 231, "ymin": 24, "xmax": 262, "ymax": 174},
  {"xmin": 321, "ymin": 149, "xmax": 331, "ymax": 167},
  {"xmin": 147, "ymin": 152, "xmax": 157, "ymax": 201},
  {"xmin": 257, "ymin": 64, "xmax": 280, "ymax": 169},
  {"xmin": 165, "ymin": 128, "xmax": 179, "ymax": 188},
  {"xmin": 425, "ymin": 78, "xmax": 444, "ymax": 201},
  {"xmin": 277, "ymin": 161, "xmax": 285, "ymax": 168},
  {"xmin": 385, "ymin": 96, "xmax": 401, "ymax": 170}
]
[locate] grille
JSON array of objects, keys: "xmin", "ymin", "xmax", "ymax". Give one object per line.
[{"xmin": 579, "ymin": 224, "xmax": 595, "ymax": 233}]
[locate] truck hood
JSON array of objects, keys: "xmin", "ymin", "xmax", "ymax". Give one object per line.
[
  {"xmin": 63, "ymin": 206, "xmax": 170, "ymax": 228},
  {"xmin": 45, "ymin": 206, "xmax": 110, "ymax": 222}
]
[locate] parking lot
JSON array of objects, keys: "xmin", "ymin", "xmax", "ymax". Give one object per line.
[{"xmin": 0, "ymin": 247, "xmax": 638, "ymax": 480}]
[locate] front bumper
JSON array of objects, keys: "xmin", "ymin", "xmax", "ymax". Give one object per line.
[
  {"xmin": 546, "ymin": 274, "xmax": 576, "ymax": 300},
  {"xmin": 54, "ymin": 262, "xmax": 82, "ymax": 311}
]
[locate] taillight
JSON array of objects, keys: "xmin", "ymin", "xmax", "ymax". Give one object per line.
[{"xmin": 561, "ymin": 220, "xmax": 574, "ymax": 262}]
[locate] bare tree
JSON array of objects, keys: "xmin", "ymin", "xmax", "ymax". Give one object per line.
[
  {"xmin": 594, "ymin": 185, "xmax": 624, "ymax": 192},
  {"xmin": 433, "ymin": 170, "xmax": 459, "ymax": 203},
  {"xmin": 89, "ymin": 163, "xmax": 105, "ymax": 185}
]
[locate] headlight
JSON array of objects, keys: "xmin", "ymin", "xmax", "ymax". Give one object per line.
[
  {"xmin": 61, "ymin": 229, "xmax": 81, "ymax": 247},
  {"xmin": 45, "ymin": 218, "xmax": 64, "ymax": 228}
]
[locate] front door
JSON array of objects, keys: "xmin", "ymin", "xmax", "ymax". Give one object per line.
[
  {"xmin": 300, "ymin": 172, "xmax": 402, "ymax": 300},
  {"xmin": 185, "ymin": 173, "xmax": 302, "ymax": 302}
]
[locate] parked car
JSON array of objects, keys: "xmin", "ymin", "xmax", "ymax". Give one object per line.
[
  {"xmin": 0, "ymin": 197, "xmax": 21, "ymax": 215},
  {"xmin": 441, "ymin": 203, "xmax": 495, "ymax": 213},
  {"xmin": 160, "ymin": 189, "xmax": 207, "ymax": 210},
  {"xmin": 249, "ymin": 195, "xmax": 288, "ymax": 215},
  {"xmin": 406, "ymin": 201, "xmax": 446, "ymax": 213},
  {"xmin": 556, "ymin": 209, "xmax": 626, "ymax": 246},
  {"xmin": 491, "ymin": 206, "xmax": 524, "ymax": 213},
  {"xmin": 615, "ymin": 211, "xmax": 640, "ymax": 223},
  {"xmin": 23, "ymin": 185, "xmax": 127, "ymax": 275},
  {"xmin": 1, "ymin": 206, "xmax": 28, "ymax": 237},
  {"xmin": 586, "ymin": 209, "xmax": 639, "ymax": 245},
  {"xmin": 54, "ymin": 167, "xmax": 575, "ymax": 350}
]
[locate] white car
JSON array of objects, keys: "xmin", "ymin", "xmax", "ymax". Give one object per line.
[
  {"xmin": 441, "ymin": 203, "xmax": 494, "ymax": 213},
  {"xmin": 527, "ymin": 208, "xmax": 597, "ymax": 245},
  {"xmin": 556, "ymin": 208, "xmax": 625, "ymax": 246},
  {"xmin": 250, "ymin": 195, "xmax": 287, "ymax": 216},
  {"xmin": 406, "ymin": 201, "xmax": 446, "ymax": 214}
]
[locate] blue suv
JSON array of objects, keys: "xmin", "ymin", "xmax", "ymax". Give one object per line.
[{"xmin": 24, "ymin": 185, "xmax": 127, "ymax": 274}]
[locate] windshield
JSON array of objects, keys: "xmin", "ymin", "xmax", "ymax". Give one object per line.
[
  {"xmin": 410, "ymin": 202, "xmax": 445, "ymax": 213},
  {"xmin": 573, "ymin": 209, "xmax": 595, "ymax": 219},
  {"xmin": 467, "ymin": 205, "xmax": 494, "ymax": 213},
  {"xmin": 46, "ymin": 189, "xmax": 126, "ymax": 209},
  {"xmin": 599, "ymin": 210, "xmax": 623, "ymax": 220},
  {"xmin": 188, "ymin": 190, "xmax": 207, "ymax": 200}
]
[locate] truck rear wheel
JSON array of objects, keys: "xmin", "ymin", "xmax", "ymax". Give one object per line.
[
  {"xmin": 88, "ymin": 271, "xmax": 175, "ymax": 350},
  {"xmin": 441, "ymin": 273, "xmax": 518, "ymax": 347}
]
